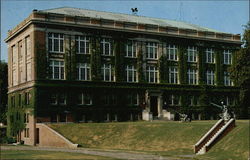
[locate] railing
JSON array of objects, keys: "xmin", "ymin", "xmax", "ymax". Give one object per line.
[
  {"xmin": 194, "ymin": 119, "xmax": 224, "ymax": 153},
  {"xmin": 205, "ymin": 118, "xmax": 235, "ymax": 152}
]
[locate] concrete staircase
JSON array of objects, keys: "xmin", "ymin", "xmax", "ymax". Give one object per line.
[
  {"xmin": 36, "ymin": 123, "xmax": 78, "ymax": 148},
  {"xmin": 194, "ymin": 118, "xmax": 235, "ymax": 155}
]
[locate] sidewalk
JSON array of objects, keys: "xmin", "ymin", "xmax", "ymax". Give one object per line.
[{"xmin": 1, "ymin": 145, "xmax": 191, "ymax": 160}]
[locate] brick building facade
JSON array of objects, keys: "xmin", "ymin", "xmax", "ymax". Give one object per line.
[{"xmin": 5, "ymin": 7, "xmax": 241, "ymax": 145}]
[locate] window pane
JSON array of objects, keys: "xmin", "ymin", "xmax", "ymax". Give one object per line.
[
  {"xmin": 54, "ymin": 67, "xmax": 59, "ymax": 79},
  {"xmin": 54, "ymin": 39, "xmax": 59, "ymax": 52},
  {"xmin": 49, "ymin": 39, "xmax": 52, "ymax": 51},
  {"xmin": 60, "ymin": 40, "xmax": 63, "ymax": 52},
  {"xmin": 105, "ymin": 43, "xmax": 110, "ymax": 55},
  {"xmin": 86, "ymin": 42, "xmax": 90, "ymax": 54},
  {"xmin": 80, "ymin": 41, "xmax": 85, "ymax": 53},
  {"xmin": 59, "ymin": 94, "xmax": 66, "ymax": 104},
  {"xmin": 87, "ymin": 68, "xmax": 90, "ymax": 80},
  {"xmin": 54, "ymin": 33, "xmax": 59, "ymax": 38},
  {"xmin": 105, "ymin": 68, "xmax": 110, "ymax": 81},
  {"xmin": 61, "ymin": 67, "xmax": 64, "ymax": 79}
]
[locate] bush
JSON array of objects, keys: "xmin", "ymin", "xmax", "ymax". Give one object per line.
[{"xmin": 0, "ymin": 136, "xmax": 16, "ymax": 144}]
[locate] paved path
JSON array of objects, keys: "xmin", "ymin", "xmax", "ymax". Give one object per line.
[{"xmin": 1, "ymin": 145, "xmax": 193, "ymax": 160}]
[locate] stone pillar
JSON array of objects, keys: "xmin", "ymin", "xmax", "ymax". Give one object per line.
[
  {"xmin": 157, "ymin": 95, "xmax": 163, "ymax": 118},
  {"xmin": 130, "ymin": 113, "xmax": 133, "ymax": 121},
  {"xmin": 142, "ymin": 110, "xmax": 152, "ymax": 121},
  {"xmin": 162, "ymin": 110, "xmax": 175, "ymax": 120},
  {"xmin": 106, "ymin": 113, "xmax": 110, "ymax": 122},
  {"xmin": 114, "ymin": 114, "xmax": 118, "ymax": 122},
  {"xmin": 57, "ymin": 115, "xmax": 60, "ymax": 122},
  {"xmin": 198, "ymin": 114, "xmax": 202, "ymax": 120}
]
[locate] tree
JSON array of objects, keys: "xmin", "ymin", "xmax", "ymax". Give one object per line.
[
  {"xmin": 0, "ymin": 61, "xmax": 8, "ymax": 124},
  {"xmin": 230, "ymin": 22, "xmax": 250, "ymax": 119}
]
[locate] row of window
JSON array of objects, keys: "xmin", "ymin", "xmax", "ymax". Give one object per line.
[
  {"xmin": 48, "ymin": 33, "xmax": 232, "ymax": 64},
  {"xmin": 10, "ymin": 92, "xmax": 31, "ymax": 108},
  {"xmin": 49, "ymin": 92, "xmax": 234, "ymax": 107},
  {"xmin": 49, "ymin": 60, "xmax": 233, "ymax": 86},
  {"xmin": 50, "ymin": 93, "xmax": 139, "ymax": 106},
  {"xmin": 166, "ymin": 95, "xmax": 234, "ymax": 106}
]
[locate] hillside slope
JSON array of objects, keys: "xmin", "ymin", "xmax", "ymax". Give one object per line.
[{"xmin": 49, "ymin": 120, "xmax": 248, "ymax": 160}]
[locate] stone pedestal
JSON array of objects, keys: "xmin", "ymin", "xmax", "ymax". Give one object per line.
[
  {"xmin": 162, "ymin": 109, "xmax": 174, "ymax": 120},
  {"xmin": 142, "ymin": 110, "xmax": 153, "ymax": 121}
]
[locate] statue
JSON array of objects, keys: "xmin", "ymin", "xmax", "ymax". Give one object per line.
[{"xmin": 210, "ymin": 102, "xmax": 231, "ymax": 121}]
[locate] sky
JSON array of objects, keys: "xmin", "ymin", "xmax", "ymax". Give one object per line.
[{"xmin": 1, "ymin": 0, "xmax": 249, "ymax": 61}]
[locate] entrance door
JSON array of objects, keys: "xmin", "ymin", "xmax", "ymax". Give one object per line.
[
  {"xmin": 36, "ymin": 128, "xmax": 39, "ymax": 144},
  {"xmin": 150, "ymin": 96, "xmax": 158, "ymax": 117},
  {"xmin": 60, "ymin": 114, "xmax": 66, "ymax": 122}
]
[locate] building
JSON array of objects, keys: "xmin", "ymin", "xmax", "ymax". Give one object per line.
[{"xmin": 5, "ymin": 7, "xmax": 241, "ymax": 145}]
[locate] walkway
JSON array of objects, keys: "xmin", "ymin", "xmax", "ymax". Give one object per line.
[{"xmin": 1, "ymin": 145, "xmax": 193, "ymax": 160}]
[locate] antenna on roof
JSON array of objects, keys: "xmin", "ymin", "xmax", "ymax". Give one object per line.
[{"xmin": 131, "ymin": 8, "xmax": 138, "ymax": 15}]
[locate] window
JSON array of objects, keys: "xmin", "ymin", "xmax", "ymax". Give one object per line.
[
  {"xmin": 126, "ymin": 65, "xmax": 137, "ymax": 82},
  {"xmin": 102, "ymin": 95, "xmax": 117, "ymax": 105},
  {"xmin": 25, "ymin": 36, "xmax": 31, "ymax": 57},
  {"xmin": 101, "ymin": 64, "xmax": 114, "ymax": 81},
  {"xmin": 206, "ymin": 48, "xmax": 215, "ymax": 63},
  {"xmin": 206, "ymin": 70, "xmax": 215, "ymax": 85},
  {"xmin": 49, "ymin": 60, "xmax": 65, "ymax": 80},
  {"xmin": 167, "ymin": 44, "xmax": 178, "ymax": 61},
  {"xmin": 50, "ymin": 93, "xmax": 57, "ymax": 105},
  {"xmin": 146, "ymin": 42, "xmax": 158, "ymax": 59},
  {"xmin": 188, "ymin": 96, "xmax": 198, "ymax": 106},
  {"xmin": 58, "ymin": 93, "xmax": 66, "ymax": 105},
  {"xmin": 169, "ymin": 66, "xmax": 178, "ymax": 84},
  {"xmin": 25, "ymin": 36, "xmax": 31, "ymax": 82},
  {"xmin": 223, "ymin": 50, "xmax": 232, "ymax": 64},
  {"xmin": 24, "ymin": 113, "xmax": 29, "ymax": 123},
  {"xmin": 11, "ymin": 96, "xmax": 15, "ymax": 108},
  {"xmin": 77, "ymin": 63, "xmax": 91, "ymax": 81},
  {"xmin": 127, "ymin": 93, "xmax": 138, "ymax": 106},
  {"xmin": 50, "ymin": 93, "xmax": 66, "ymax": 105},
  {"xmin": 224, "ymin": 72, "xmax": 233, "ymax": 86},
  {"xmin": 224, "ymin": 96, "xmax": 234, "ymax": 106},
  {"xmin": 24, "ymin": 92, "xmax": 30, "ymax": 105},
  {"xmin": 187, "ymin": 46, "xmax": 197, "ymax": 62},
  {"xmin": 167, "ymin": 94, "xmax": 179, "ymax": 105},
  {"xmin": 18, "ymin": 41, "xmax": 23, "ymax": 60},
  {"xmin": 18, "ymin": 94, "xmax": 22, "ymax": 106},
  {"xmin": 101, "ymin": 38, "xmax": 112, "ymax": 56},
  {"xmin": 187, "ymin": 69, "xmax": 198, "ymax": 85},
  {"xmin": 126, "ymin": 40, "xmax": 137, "ymax": 57},
  {"xmin": 146, "ymin": 66, "xmax": 158, "ymax": 83},
  {"xmin": 24, "ymin": 128, "xmax": 29, "ymax": 138},
  {"xmin": 48, "ymin": 33, "xmax": 64, "ymax": 53},
  {"xmin": 12, "ymin": 45, "xmax": 18, "ymax": 86},
  {"xmin": 77, "ymin": 93, "xmax": 92, "ymax": 105},
  {"xmin": 16, "ymin": 112, "xmax": 20, "ymax": 120},
  {"xmin": 75, "ymin": 35, "xmax": 90, "ymax": 54}
]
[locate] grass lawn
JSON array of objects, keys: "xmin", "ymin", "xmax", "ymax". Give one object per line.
[
  {"xmin": 49, "ymin": 120, "xmax": 249, "ymax": 160},
  {"xmin": 1, "ymin": 149, "xmax": 119, "ymax": 160}
]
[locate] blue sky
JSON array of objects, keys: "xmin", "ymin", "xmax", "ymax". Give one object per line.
[{"xmin": 1, "ymin": 0, "xmax": 249, "ymax": 61}]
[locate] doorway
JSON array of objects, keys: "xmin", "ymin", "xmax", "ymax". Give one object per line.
[
  {"xmin": 36, "ymin": 128, "xmax": 39, "ymax": 144},
  {"xmin": 150, "ymin": 96, "xmax": 158, "ymax": 117}
]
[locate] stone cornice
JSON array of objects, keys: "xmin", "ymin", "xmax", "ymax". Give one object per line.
[{"xmin": 5, "ymin": 11, "xmax": 242, "ymax": 45}]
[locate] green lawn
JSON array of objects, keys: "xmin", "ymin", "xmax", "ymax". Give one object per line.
[
  {"xmin": 1, "ymin": 149, "xmax": 118, "ymax": 160},
  {"xmin": 49, "ymin": 120, "xmax": 249, "ymax": 160}
]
